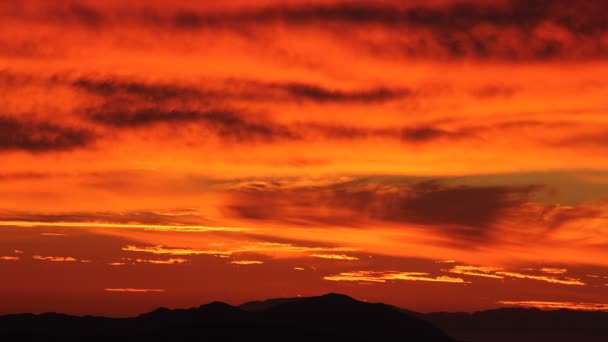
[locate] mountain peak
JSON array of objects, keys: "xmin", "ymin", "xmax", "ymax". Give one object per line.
[
  {"xmin": 318, "ymin": 292, "xmax": 356, "ymax": 301},
  {"xmin": 199, "ymin": 301, "xmax": 233, "ymax": 310}
]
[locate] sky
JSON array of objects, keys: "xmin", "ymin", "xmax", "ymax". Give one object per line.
[{"xmin": 1, "ymin": 0, "xmax": 608, "ymax": 316}]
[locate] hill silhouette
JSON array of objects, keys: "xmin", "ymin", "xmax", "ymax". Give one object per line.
[
  {"xmin": 423, "ymin": 307, "xmax": 608, "ymax": 342},
  {"xmin": 2, "ymin": 294, "xmax": 608, "ymax": 340},
  {"xmin": 0, "ymin": 293, "xmax": 452, "ymax": 340},
  {"xmin": 240, "ymin": 295, "xmax": 608, "ymax": 341}
]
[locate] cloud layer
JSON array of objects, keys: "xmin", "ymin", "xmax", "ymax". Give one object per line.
[{"xmin": 1, "ymin": 0, "xmax": 608, "ymax": 316}]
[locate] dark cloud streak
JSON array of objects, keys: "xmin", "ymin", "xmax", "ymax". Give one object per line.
[
  {"xmin": 227, "ymin": 179, "xmax": 542, "ymax": 243},
  {"xmin": 0, "ymin": 116, "xmax": 93, "ymax": 152},
  {"xmin": 12, "ymin": 1, "xmax": 608, "ymax": 60},
  {"xmin": 272, "ymin": 82, "xmax": 410, "ymax": 103}
]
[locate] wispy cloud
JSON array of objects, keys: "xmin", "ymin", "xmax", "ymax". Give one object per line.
[
  {"xmin": 446, "ymin": 265, "xmax": 586, "ymax": 285},
  {"xmin": 135, "ymin": 258, "xmax": 188, "ymax": 265},
  {"xmin": 0, "ymin": 115, "xmax": 93, "ymax": 153},
  {"xmin": 123, "ymin": 245, "xmax": 230, "ymax": 256},
  {"xmin": 540, "ymin": 268, "xmax": 568, "ymax": 275},
  {"xmin": 104, "ymin": 288, "xmax": 165, "ymax": 293},
  {"xmin": 227, "ymin": 179, "xmax": 540, "ymax": 243},
  {"xmin": 32, "ymin": 255, "xmax": 78, "ymax": 262},
  {"xmin": 446, "ymin": 265, "xmax": 504, "ymax": 279},
  {"xmin": 123, "ymin": 242, "xmax": 357, "ymax": 259},
  {"xmin": 310, "ymin": 254, "xmax": 359, "ymax": 261},
  {"xmin": 498, "ymin": 300, "xmax": 608, "ymax": 311},
  {"xmin": 228, "ymin": 260, "xmax": 264, "ymax": 265},
  {"xmin": 19, "ymin": 1, "xmax": 608, "ymax": 61},
  {"xmin": 324, "ymin": 270, "xmax": 468, "ymax": 284},
  {"xmin": 496, "ymin": 271, "xmax": 586, "ymax": 286},
  {"xmin": 0, "ymin": 256, "xmax": 19, "ymax": 261},
  {"xmin": 0, "ymin": 220, "xmax": 249, "ymax": 233}
]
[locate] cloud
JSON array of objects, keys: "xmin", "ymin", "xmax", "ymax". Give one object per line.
[
  {"xmin": 135, "ymin": 258, "xmax": 188, "ymax": 265},
  {"xmin": 390, "ymin": 182, "xmax": 539, "ymax": 229},
  {"xmin": 540, "ymin": 204, "xmax": 602, "ymax": 229},
  {"xmin": 324, "ymin": 270, "xmax": 468, "ymax": 284},
  {"xmin": 32, "ymin": 255, "xmax": 78, "ymax": 262},
  {"xmin": 447, "ymin": 265, "xmax": 504, "ymax": 279},
  {"xmin": 123, "ymin": 242, "xmax": 357, "ymax": 259},
  {"xmin": 89, "ymin": 109, "xmax": 202, "ymax": 127},
  {"xmin": 88, "ymin": 105, "xmax": 465, "ymax": 144},
  {"xmin": 72, "ymin": 78, "xmax": 203, "ymax": 101},
  {"xmin": 7, "ymin": 1, "xmax": 608, "ymax": 61},
  {"xmin": 0, "ymin": 209, "xmax": 206, "ymax": 226},
  {"xmin": 0, "ymin": 116, "xmax": 93, "ymax": 152},
  {"xmin": 49, "ymin": 1, "xmax": 608, "ymax": 60},
  {"xmin": 270, "ymin": 82, "xmax": 409, "ymax": 103},
  {"xmin": 496, "ymin": 271, "xmax": 586, "ymax": 286},
  {"xmin": 446, "ymin": 264, "xmax": 585, "ymax": 285},
  {"xmin": 0, "ymin": 256, "xmax": 19, "ymax": 261},
  {"xmin": 227, "ymin": 179, "xmax": 540, "ymax": 242},
  {"xmin": 123, "ymin": 245, "xmax": 230, "ymax": 256},
  {"xmin": 498, "ymin": 300, "xmax": 608, "ymax": 311},
  {"xmin": 247, "ymin": 1, "xmax": 608, "ymax": 61},
  {"xmin": 228, "ymin": 260, "xmax": 264, "ymax": 265},
  {"xmin": 472, "ymin": 84, "xmax": 519, "ymax": 98},
  {"xmin": 51, "ymin": 3, "xmax": 106, "ymax": 27},
  {"xmin": 310, "ymin": 253, "xmax": 359, "ymax": 261},
  {"xmin": 65, "ymin": 76, "xmax": 476, "ymax": 145},
  {"xmin": 104, "ymin": 288, "xmax": 165, "ymax": 293},
  {"xmin": 400, "ymin": 126, "xmax": 471, "ymax": 143},
  {"xmin": 540, "ymin": 267, "xmax": 568, "ymax": 275},
  {"xmin": 75, "ymin": 76, "xmax": 409, "ymax": 104},
  {"xmin": 89, "ymin": 107, "xmax": 301, "ymax": 142},
  {"xmin": 0, "ymin": 220, "xmax": 248, "ymax": 233}
]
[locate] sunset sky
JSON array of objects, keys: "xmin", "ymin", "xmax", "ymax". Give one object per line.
[{"xmin": 2, "ymin": 0, "xmax": 608, "ymax": 316}]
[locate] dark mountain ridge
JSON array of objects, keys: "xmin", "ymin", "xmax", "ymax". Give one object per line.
[
  {"xmin": 0, "ymin": 293, "xmax": 452, "ymax": 340},
  {"xmin": 2, "ymin": 293, "xmax": 608, "ymax": 341},
  {"xmin": 424, "ymin": 307, "xmax": 608, "ymax": 342}
]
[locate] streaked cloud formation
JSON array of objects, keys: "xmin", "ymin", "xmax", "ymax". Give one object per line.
[
  {"xmin": 122, "ymin": 242, "xmax": 357, "ymax": 259},
  {"xmin": 0, "ymin": 256, "xmax": 19, "ymax": 261},
  {"xmin": 32, "ymin": 256, "xmax": 78, "ymax": 262},
  {"xmin": 495, "ymin": 271, "xmax": 586, "ymax": 286},
  {"xmin": 498, "ymin": 300, "xmax": 608, "ymax": 311},
  {"xmin": 0, "ymin": 0, "xmax": 607, "ymax": 316},
  {"xmin": 104, "ymin": 288, "xmax": 165, "ymax": 293},
  {"xmin": 447, "ymin": 265, "xmax": 504, "ymax": 279},
  {"xmin": 229, "ymin": 260, "xmax": 264, "ymax": 265},
  {"xmin": 310, "ymin": 254, "xmax": 359, "ymax": 261},
  {"xmin": 135, "ymin": 258, "xmax": 188, "ymax": 265},
  {"xmin": 446, "ymin": 265, "xmax": 586, "ymax": 285},
  {"xmin": 324, "ymin": 271, "xmax": 467, "ymax": 284}
]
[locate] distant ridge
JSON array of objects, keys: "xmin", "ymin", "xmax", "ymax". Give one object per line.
[
  {"xmin": 2, "ymin": 294, "xmax": 608, "ymax": 340},
  {"xmin": 424, "ymin": 307, "xmax": 608, "ymax": 342},
  {"xmin": 0, "ymin": 293, "xmax": 452, "ymax": 340},
  {"xmin": 239, "ymin": 294, "xmax": 608, "ymax": 341}
]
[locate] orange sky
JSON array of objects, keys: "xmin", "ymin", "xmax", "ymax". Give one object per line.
[{"xmin": 1, "ymin": 0, "xmax": 608, "ymax": 316}]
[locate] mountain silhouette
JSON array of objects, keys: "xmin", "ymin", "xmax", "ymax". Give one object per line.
[
  {"xmin": 2, "ymin": 294, "xmax": 608, "ymax": 340},
  {"xmin": 242, "ymin": 294, "xmax": 608, "ymax": 341},
  {"xmin": 258, "ymin": 293, "xmax": 452, "ymax": 340},
  {"xmin": 0, "ymin": 293, "xmax": 452, "ymax": 340},
  {"xmin": 423, "ymin": 307, "xmax": 608, "ymax": 342}
]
